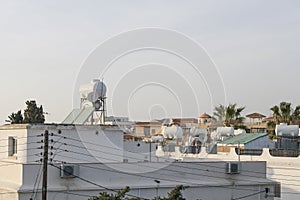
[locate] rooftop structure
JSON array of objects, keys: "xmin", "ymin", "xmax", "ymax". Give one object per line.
[{"xmin": 217, "ymin": 133, "xmax": 269, "ymax": 152}]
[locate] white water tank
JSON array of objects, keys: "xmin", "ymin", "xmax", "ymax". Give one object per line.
[
  {"xmin": 217, "ymin": 127, "xmax": 234, "ymax": 136},
  {"xmin": 275, "ymin": 123, "xmax": 299, "ymax": 137},
  {"xmin": 79, "ymin": 79, "xmax": 107, "ymax": 103},
  {"xmin": 234, "ymin": 129, "xmax": 246, "ymax": 135},
  {"xmin": 162, "ymin": 125, "xmax": 183, "ymax": 139},
  {"xmin": 151, "ymin": 135, "xmax": 163, "ymax": 142},
  {"xmin": 189, "ymin": 127, "xmax": 207, "ymax": 137}
]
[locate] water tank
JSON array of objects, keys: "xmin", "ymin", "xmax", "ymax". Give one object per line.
[
  {"xmin": 234, "ymin": 129, "xmax": 246, "ymax": 135},
  {"xmin": 189, "ymin": 127, "xmax": 207, "ymax": 137},
  {"xmin": 217, "ymin": 127, "xmax": 234, "ymax": 136},
  {"xmin": 275, "ymin": 124, "xmax": 299, "ymax": 137},
  {"xmin": 79, "ymin": 79, "xmax": 107, "ymax": 103},
  {"xmin": 162, "ymin": 125, "xmax": 183, "ymax": 139},
  {"xmin": 151, "ymin": 135, "xmax": 163, "ymax": 142}
]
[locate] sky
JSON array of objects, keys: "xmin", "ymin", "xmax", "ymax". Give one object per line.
[{"xmin": 0, "ymin": 0, "xmax": 300, "ymax": 124}]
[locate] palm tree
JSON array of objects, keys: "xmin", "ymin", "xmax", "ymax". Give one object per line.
[
  {"xmin": 213, "ymin": 104, "xmax": 226, "ymax": 122},
  {"xmin": 8, "ymin": 110, "xmax": 23, "ymax": 124},
  {"xmin": 213, "ymin": 103, "xmax": 245, "ymax": 128},
  {"xmin": 270, "ymin": 102, "xmax": 300, "ymax": 125},
  {"xmin": 268, "ymin": 102, "xmax": 300, "ymax": 139}
]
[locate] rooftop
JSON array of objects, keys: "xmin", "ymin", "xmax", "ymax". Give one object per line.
[
  {"xmin": 246, "ymin": 112, "xmax": 266, "ymax": 118},
  {"xmin": 199, "ymin": 113, "xmax": 211, "ymax": 118},
  {"xmin": 218, "ymin": 133, "xmax": 268, "ymax": 145}
]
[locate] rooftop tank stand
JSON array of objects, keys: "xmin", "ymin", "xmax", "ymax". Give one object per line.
[{"xmin": 99, "ymin": 96, "xmax": 107, "ymax": 125}]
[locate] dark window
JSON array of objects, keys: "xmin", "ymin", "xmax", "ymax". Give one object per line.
[{"xmin": 8, "ymin": 137, "xmax": 17, "ymax": 156}]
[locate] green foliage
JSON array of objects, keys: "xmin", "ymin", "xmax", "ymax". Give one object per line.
[
  {"xmin": 213, "ymin": 103, "xmax": 245, "ymax": 128},
  {"xmin": 270, "ymin": 102, "xmax": 300, "ymax": 125},
  {"xmin": 158, "ymin": 185, "xmax": 187, "ymax": 200},
  {"xmin": 89, "ymin": 186, "xmax": 132, "ymax": 200},
  {"xmin": 7, "ymin": 100, "xmax": 45, "ymax": 124},
  {"xmin": 8, "ymin": 110, "xmax": 23, "ymax": 124},
  {"xmin": 89, "ymin": 185, "xmax": 187, "ymax": 200},
  {"xmin": 268, "ymin": 102, "xmax": 300, "ymax": 139},
  {"xmin": 23, "ymin": 100, "xmax": 45, "ymax": 123}
]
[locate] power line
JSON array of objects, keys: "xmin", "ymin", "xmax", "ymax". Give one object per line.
[
  {"xmin": 49, "ymin": 139, "xmax": 300, "ymax": 186},
  {"xmin": 0, "ymin": 135, "xmax": 41, "ymax": 142},
  {"xmin": 49, "ymin": 164, "xmax": 149, "ymax": 200},
  {"xmin": 232, "ymin": 190, "xmax": 265, "ymax": 200},
  {"xmin": 53, "ymin": 156, "xmax": 271, "ymax": 194},
  {"xmin": 30, "ymin": 163, "xmax": 42, "ymax": 200}
]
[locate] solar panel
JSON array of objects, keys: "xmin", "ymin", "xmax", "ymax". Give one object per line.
[
  {"xmin": 74, "ymin": 107, "xmax": 94, "ymax": 124},
  {"xmin": 62, "ymin": 107, "xmax": 94, "ymax": 124},
  {"xmin": 62, "ymin": 109, "xmax": 82, "ymax": 124}
]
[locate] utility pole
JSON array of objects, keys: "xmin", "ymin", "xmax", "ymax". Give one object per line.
[
  {"xmin": 42, "ymin": 130, "xmax": 49, "ymax": 200},
  {"xmin": 149, "ymin": 141, "xmax": 152, "ymax": 162}
]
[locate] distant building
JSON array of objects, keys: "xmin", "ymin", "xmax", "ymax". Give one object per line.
[
  {"xmin": 105, "ymin": 116, "xmax": 134, "ymax": 132},
  {"xmin": 217, "ymin": 133, "xmax": 269, "ymax": 153},
  {"xmin": 198, "ymin": 113, "xmax": 212, "ymax": 128},
  {"xmin": 245, "ymin": 112, "xmax": 267, "ymax": 133},
  {"xmin": 133, "ymin": 121, "xmax": 162, "ymax": 137}
]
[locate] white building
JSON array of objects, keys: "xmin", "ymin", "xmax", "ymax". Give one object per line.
[
  {"xmin": 105, "ymin": 116, "xmax": 134, "ymax": 132},
  {"xmin": 0, "ymin": 124, "xmax": 278, "ymax": 200}
]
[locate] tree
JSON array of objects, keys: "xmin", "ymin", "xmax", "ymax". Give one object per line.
[
  {"xmin": 88, "ymin": 186, "xmax": 135, "ymax": 200},
  {"xmin": 159, "ymin": 185, "xmax": 187, "ymax": 200},
  {"xmin": 268, "ymin": 102, "xmax": 300, "ymax": 139},
  {"xmin": 270, "ymin": 102, "xmax": 300, "ymax": 125},
  {"xmin": 23, "ymin": 100, "xmax": 45, "ymax": 123},
  {"xmin": 89, "ymin": 185, "xmax": 187, "ymax": 200},
  {"xmin": 7, "ymin": 100, "xmax": 45, "ymax": 124},
  {"xmin": 8, "ymin": 110, "xmax": 23, "ymax": 124},
  {"xmin": 213, "ymin": 103, "xmax": 245, "ymax": 128}
]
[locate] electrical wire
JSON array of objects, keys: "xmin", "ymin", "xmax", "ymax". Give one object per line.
[
  {"xmin": 12, "ymin": 132, "xmax": 298, "ymax": 197},
  {"xmin": 50, "ymin": 164, "xmax": 149, "ymax": 200},
  {"xmin": 232, "ymin": 190, "xmax": 265, "ymax": 200},
  {"xmin": 0, "ymin": 135, "xmax": 42, "ymax": 142},
  {"xmin": 49, "ymin": 139, "xmax": 300, "ymax": 186},
  {"xmin": 30, "ymin": 163, "xmax": 42, "ymax": 200},
  {"xmin": 53, "ymin": 156, "xmax": 271, "ymax": 194}
]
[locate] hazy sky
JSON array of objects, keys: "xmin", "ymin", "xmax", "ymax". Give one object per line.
[{"xmin": 0, "ymin": 0, "xmax": 299, "ymax": 124}]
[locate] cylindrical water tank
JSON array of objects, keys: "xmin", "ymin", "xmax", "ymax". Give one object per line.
[
  {"xmin": 151, "ymin": 135, "xmax": 163, "ymax": 142},
  {"xmin": 162, "ymin": 125, "xmax": 183, "ymax": 139},
  {"xmin": 217, "ymin": 127, "xmax": 234, "ymax": 136},
  {"xmin": 79, "ymin": 79, "xmax": 107, "ymax": 102},
  {"xmin": 189, "ymin": 127, "xmax": 207, "ymax": 137},
  {"xmin": 275, "ymin": 124, "xmax": 299, "ymax": 137},
  {"xmin": 234, "ymin": 129, "xmax": 246, "ymax": 135}
]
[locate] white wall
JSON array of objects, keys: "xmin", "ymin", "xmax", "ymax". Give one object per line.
[
  {"xmin": 0, "ymin": 124, "xmax": 124, "ymax": 164},
  {"xmin": 16, "ymin": 161, "xmax": 275, "ymax": 200},
  {"xmin": 181, "ymin": 147, "xmax": 300, "ymax": 200},
  {"xmin": 123, "ymin": 141, "xmax": 158, "ymax": 162},
  {"xmin": 0, "ymin": 125, "xmax": 28, "ymax": 163}
]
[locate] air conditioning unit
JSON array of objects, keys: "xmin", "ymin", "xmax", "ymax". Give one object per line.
[
  {"xmin": 226, "ymin": 162, "xmax": 240, "ymax": 174},
  {"xmin": 60, "ymin": 164, "xmax": 79, "ymax": 178}
]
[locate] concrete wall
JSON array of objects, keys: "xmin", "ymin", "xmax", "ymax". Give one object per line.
[
  {"xmin": 134, "ymin": 125, "xmax": 161, "ymax": 137},
  {"xmin": 0, "ymin": 125, "xmax": 28, "ymax": 163},
  {"xmin": 0, "ymin": 124, "xmax": 124, "ymax": 164},
  {"xmin": 16, "ymin": 161, "xmax": 275, "ymax": 200},
  {"xmin": 182, "ymin": 147, "xmax": 300, "ymax": 200},
  {"xmin": 123, "ymin": 141, "xmax": 158, "ymax": 162}
]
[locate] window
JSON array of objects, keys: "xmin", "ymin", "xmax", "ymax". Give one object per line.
[
  {"xmin": 144, "ymin": 126, "xmax": 150, "ymax": 136},
  {"xmin": 8, "ymin": 137, "xmax": 17, "ymax": 156},
  {"xmin": 151, "ymin": 129, "xmax": 156, "ymax": 134}
]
